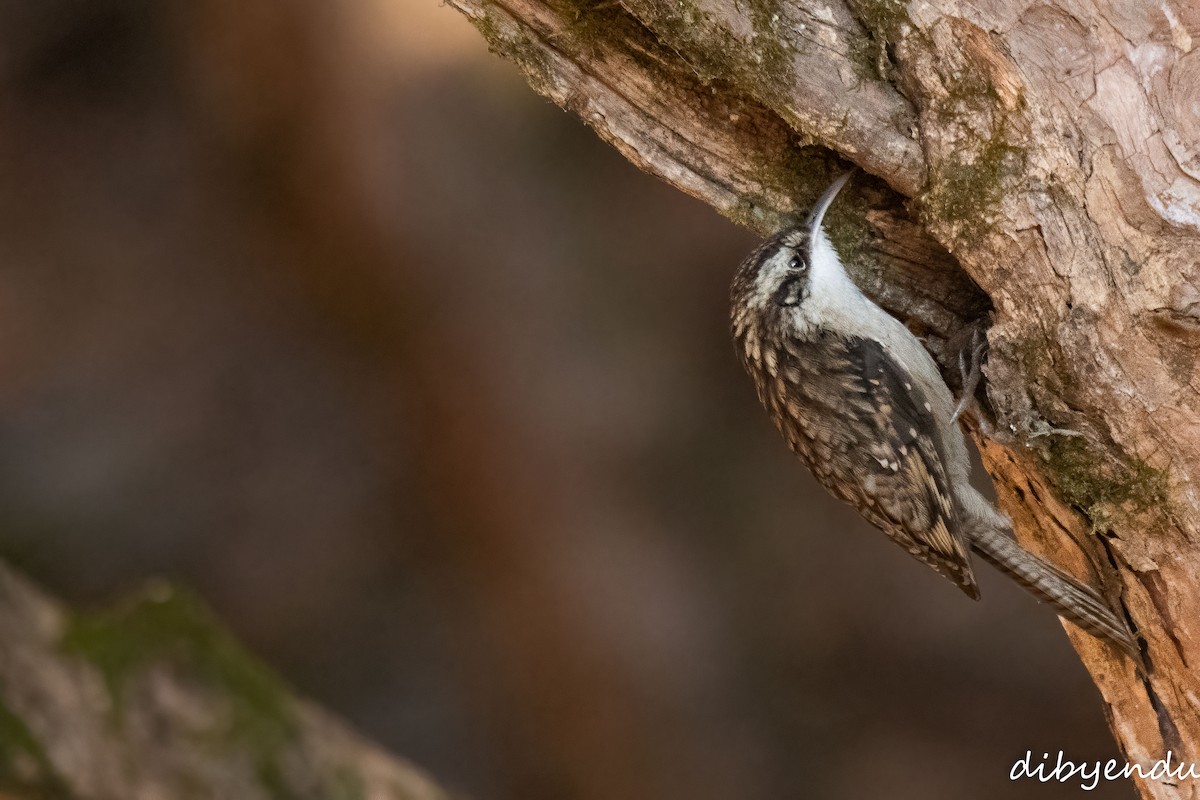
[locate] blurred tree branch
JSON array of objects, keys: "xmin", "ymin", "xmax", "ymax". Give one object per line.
[
  {"xmin": 447, "ymin": 0, "xmax": 1200, "ymax": 795},
  {"xmin": 0, "ymin": 565, "xmax": 450, "ymax": 800}
]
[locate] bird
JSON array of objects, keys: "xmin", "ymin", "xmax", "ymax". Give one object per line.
[{"xmin": 729, "ymin": 170, "xmax": 1139, "ymax": 660}]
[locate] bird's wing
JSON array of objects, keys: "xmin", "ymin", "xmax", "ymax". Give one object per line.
[{"xmin": 768, "ymin": 331, "xmax": 979, "ymax": 598}]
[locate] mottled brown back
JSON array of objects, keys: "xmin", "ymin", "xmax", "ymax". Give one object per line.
[{"xmin": 733, "ymin": 314, "xmax": 979, "ymax": 598}]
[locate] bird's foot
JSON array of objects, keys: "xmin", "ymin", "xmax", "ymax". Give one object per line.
[{"xmin": 950, "ymin": 327, "xmax": 989, "ymax": 429}]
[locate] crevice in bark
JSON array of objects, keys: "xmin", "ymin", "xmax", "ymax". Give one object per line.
[
  {"xmin": 1147, "ymin": 679, "xmax": 1183, "ymax": 756},
  {"xmin": 1136, "ymin": 569, "xmax": 1188, "ymax": 667}
]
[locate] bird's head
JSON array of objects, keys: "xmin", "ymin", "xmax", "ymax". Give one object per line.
[{"xmin": 730, "ymin": 171, "xmax": 855, "ymax": 327}]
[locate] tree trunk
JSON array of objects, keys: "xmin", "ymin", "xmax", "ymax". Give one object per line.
[{"xmin": 445, "ymin": 0, "xmax": 1200, "ymax": 795}]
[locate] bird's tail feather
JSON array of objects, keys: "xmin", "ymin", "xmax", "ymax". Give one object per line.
[{"xmin": 969, "ymin": 523, "xmax": 1140, "ymax": 661}]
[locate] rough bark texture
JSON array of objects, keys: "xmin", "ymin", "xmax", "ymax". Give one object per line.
[
  {"xmin": 0, "ymin": 566, "xmax": 450, "ymax": 800},
  {"xmin": 445, "ymin": 0, "xmax": 1200, "ymax": 796}
]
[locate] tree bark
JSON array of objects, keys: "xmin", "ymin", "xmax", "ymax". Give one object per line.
[
  {"xmin": 0, "ymin": 565, "xmax": 450, "ymax": 800},
  {"xmin": 446, "ymin": 0, "xmax": 1200, "ymax": 796}
]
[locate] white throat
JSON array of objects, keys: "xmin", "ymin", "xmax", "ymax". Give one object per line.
[
  {"xmin": 809, "ymin": 228, "xmax": 864, "ymax": 302},
  {"xmin": 795, "ymin": 227, "xmax": 871, "ymax": 333}
]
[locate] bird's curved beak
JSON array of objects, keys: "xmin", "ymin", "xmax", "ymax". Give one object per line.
[{"xmin": 805, "ymin": 170, "xmax": 854, "ymax": 233}]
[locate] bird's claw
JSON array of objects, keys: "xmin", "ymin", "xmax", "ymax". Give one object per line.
[{"xmin": 950, "ymin": 328, "xmax": 988, "ymax": 426}]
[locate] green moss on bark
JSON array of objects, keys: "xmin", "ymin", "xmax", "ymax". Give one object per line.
[
  {"xmin": 61, "ymin": 583, "xmax": 300, "ymax": 797},
  {"xmin": 847, "ymin": 0, "xmax": 910, "ymax": 80},
  {"xmin": 1042, "ymin": 436, "xmax": 1170, "ymax": 528},
  {"xmin": 921, "ymin": 137, "xmax": 1024, "ymax": 239},
  {"xmin": 470, "ymin": 6, "xmax": 553, "ymax": 93},
  {"xmin": 0, "ymin": 696, "xmax": 71, "ymax": 799},
  {"xmin": 918, "ymin": 75, "xmax": 1027, "ymax": 240},
  {"xmin": 327, "ymin": 768, "xmax": 368, "ymax": 800},
  {"xmin": 741, "ymin": 0, "xmax": 793, "ymax": 95},
  {"xmin": 852, "ymin": 0, "xmax": 909, "ymax": 39}
]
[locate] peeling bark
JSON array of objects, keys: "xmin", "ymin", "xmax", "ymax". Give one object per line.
[{"xmin": 447, "ymin": 0, "xmax": 1200, "ymax": 796}]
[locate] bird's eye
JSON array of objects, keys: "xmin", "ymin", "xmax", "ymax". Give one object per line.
[{"xmin": 788, "ymin": 254, "xmax": 803, "ymax": 271}]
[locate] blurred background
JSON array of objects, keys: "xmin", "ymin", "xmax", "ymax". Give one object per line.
[{"xmin": 0, "ymin": 0, "xmax": 1130, "ymax": 798}]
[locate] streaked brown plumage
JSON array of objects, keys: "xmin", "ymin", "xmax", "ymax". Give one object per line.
[
  {"xmin": 731, "ymin": 172, "xmax": 1139, "ymax": 661},
  {"xmin": 750, "ymin": 326, "xmax": 976, "ymax": 596}
]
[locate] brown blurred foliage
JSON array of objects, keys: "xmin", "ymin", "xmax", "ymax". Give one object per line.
[{"xmin": 0, "ymin": 1, "xmax": 1131, "ymax": 798}]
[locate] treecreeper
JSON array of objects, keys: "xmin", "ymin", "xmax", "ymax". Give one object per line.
[{"xmin": 730, "ymin": 171, "xmax": 1138, "ymax": 662}]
